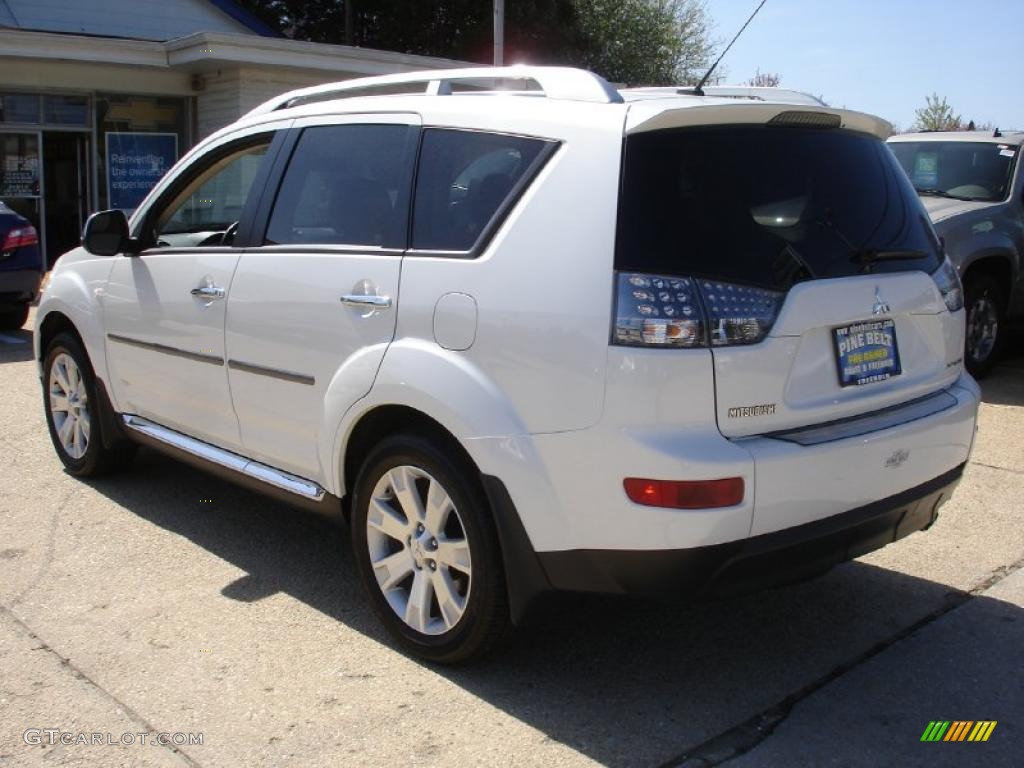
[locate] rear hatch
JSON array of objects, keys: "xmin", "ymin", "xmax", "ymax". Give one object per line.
[{"xmin": 613, "ymin": 109, "xmax": 964, "ymax": 436}]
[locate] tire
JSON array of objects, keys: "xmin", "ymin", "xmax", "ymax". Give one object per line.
[
  {"xmin": 350, "ymin": 432, "xmax": 510, "ymax": 663},
  {"xmin": 42, "ymin": 332, "xmax": 135, "ymax": 476},
  {"xmin": 0, "ymin": 304, "xmax": 29, "ymax": 330},
  {"xmin": 963, "ymin": 273, "xmax": 1004, "ymax": 379}
]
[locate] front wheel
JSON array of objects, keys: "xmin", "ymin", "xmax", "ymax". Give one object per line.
[
  {"xmin": 963, "ymin": 273, "xmax": 1004, "ymax": 379},
  {"xmin": 350, "ymin": 433, "xmax": 510, "ymax": 663},
  {"xmin": 42, "ymin": 332, "xmax": 135, "ymax": 476}
]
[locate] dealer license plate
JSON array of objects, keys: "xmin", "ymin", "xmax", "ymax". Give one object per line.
[{"xmin": 833, "ymin": 318, "xmax": 901, "ymax": 387}]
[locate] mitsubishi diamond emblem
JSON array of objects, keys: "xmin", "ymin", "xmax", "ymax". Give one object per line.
[
  {"xmin": 873, "ymin": 287, "xmax": 891, "ymax": 315},
  {"xmin": 885, "ymin": 449, "xmax": 909, "ymax": 468}
]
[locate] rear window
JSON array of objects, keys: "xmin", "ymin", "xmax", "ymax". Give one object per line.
[
  {"xmin": 616, "ymin": 126, "xmax": 942, "ymax": 291},
  {"xmin": 412, "ymin": 129, "xmax": 547, "ymax": 252},
  {"xmin": 888, "ymin": 140, "xmax": 1017, "ymax": 202}
]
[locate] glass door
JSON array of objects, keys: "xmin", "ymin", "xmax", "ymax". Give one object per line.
[
  {"xmin": 0, "ymin": 131, "xmax": 43, "ymax": 256},
  {"xmin": 43, "ymin": 132, "xmax": 90, "ymax": 266}
]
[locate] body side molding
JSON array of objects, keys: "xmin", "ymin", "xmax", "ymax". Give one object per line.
[
  {"xmin": 228, "ymin": 359, "xmax": 315, "ymax": 386},
  {"xmin": 108, "ymin": 333, "xmax": 224, "ymax": 366}
]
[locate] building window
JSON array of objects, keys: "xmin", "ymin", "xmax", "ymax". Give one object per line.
[
  {"xmin": 0, "ymin": 93, "xmax": 41, "ymax": 124},
  {"xmin": 43, "ymin": 95, "xmax": 89, "ymax": 126},
  {"xmin": 0, "ymin": 93, "xmax": 90, "ymax": 128},
  {"xmin": 96, "ymin": 94, "xmax": 190, "ymax": 211}
]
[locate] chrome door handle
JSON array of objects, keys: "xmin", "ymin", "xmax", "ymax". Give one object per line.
[
  {"xmin": 340, "ymin": 294, "xmax": 392, "ymax": 309},
  {"xmin": 191, "ymin": 285, "xmax": 225, "ymax": 300}
]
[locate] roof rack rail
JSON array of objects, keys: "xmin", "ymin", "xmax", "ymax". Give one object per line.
[{"xmin": 245, "ymin": 65, "xmax": 623, "ymax": 118}]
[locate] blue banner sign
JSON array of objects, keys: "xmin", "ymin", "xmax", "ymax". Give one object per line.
[{"xmin": 105, "ymin": 132, "xmax": 177, "ymax": 211}]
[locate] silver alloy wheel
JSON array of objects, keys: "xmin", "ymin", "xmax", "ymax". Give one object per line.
[
  {"xmin": 366, "ymin": 465, "xmax": 472, "ymax": 635},
  {"xmin": 967, "ymin": 295, "xmax": 998, "ymax": 363},
  {"xmin": 49, "ymin": 352, "xmax": 90, "ymax": 460}
]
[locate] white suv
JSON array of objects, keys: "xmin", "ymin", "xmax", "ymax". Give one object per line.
[{"xmin": 35, "ymin": 66, "xmax": 980, "ymax": 663}]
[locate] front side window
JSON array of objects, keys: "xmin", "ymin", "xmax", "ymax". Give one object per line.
[
  {"xmin": 888, "ymin": 141, "xmax": 1017, "ymax": 202},
  {"xmin": 152, "ymin": 140, "xmax": 270, "ymax": 248},
  {"xmin": 264, "ymin": 124, "xmax": 417, "ymax": 248},
  {"xmin": 412, "ymin": 129, "xmax": 548, "ymax": 252}
]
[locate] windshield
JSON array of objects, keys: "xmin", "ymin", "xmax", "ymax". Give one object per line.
[
  {"xmin": 888, "ymin": 140, "xmax": 1017, "ymax": 202},
  {"xmin": 616, "ymin": 126, "xmax": 942, "ymax": 291}
]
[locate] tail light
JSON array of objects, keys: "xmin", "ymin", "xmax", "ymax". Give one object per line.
[
  {"xmin": 613, "ymin": 273, "xmax": 704, "ymax": 347},
  {"xmin": 2, "ymin": 225, "xmax": 39, "ymax": 252},
  {"xmin": 624, "ymin": 477, "xmax": 745, "ymax": 509},
  {"xmin": 612, "ymin": 271, "xmax": 784, "ymax": 348}
]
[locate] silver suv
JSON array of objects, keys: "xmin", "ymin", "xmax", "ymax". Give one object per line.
[{"xmin": 888, "ymin": 131, "xmax": 1024, "ymax": 376}]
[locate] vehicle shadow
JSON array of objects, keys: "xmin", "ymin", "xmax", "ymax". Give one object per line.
[
  {"xmin": 0, "ymin": 325, "xmax": 34, "ymax": 364},
  {"xmin": 80, "ymin": 448, "xmax": 1024, "ymax": 766},
  {"xmin": 980, "ymin": 326, "xmax": 1024, "ymax": 407}
]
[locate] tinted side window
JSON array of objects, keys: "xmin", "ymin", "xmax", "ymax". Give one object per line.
[
  {"xmin": 412, "ymin": 129, "xmax": 546, "ymax": 252},
  {"xmin": 265, "ymin": 124, "xmax": 416, "ymax": 248}
]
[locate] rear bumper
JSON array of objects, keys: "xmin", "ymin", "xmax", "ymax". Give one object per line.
[
  {"xmin": 742, "ymin": 373, "xmax": 979, "ymax": 537},
  {"xmin": 0, "ymin": 268, "xmax": 42, "ymax": 308},
  {"xmin": 508, "ymin": 373, "xmax": 978, "ymax": 553},
  {"xmin": 536, "ymin": 462, "xmax": 964, "ymax": 598}
]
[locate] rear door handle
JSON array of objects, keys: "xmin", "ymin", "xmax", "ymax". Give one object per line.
[
  {"xmin": 191, "ymin": 285, "xmax": 225, "ymax": 300},
  {"xmin": 340, "ymin": 294, "xmax": 392, "ymax": 309}
]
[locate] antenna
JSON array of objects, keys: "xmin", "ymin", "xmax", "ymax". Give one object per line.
[{"xmin": 693, "ymin": 0, "xmax": 769, "ymax": 95}]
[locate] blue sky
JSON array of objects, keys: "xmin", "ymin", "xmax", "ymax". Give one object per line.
[{"xmin": 707, "ymin": 0, "xmax": 1024, "ymax": 131}]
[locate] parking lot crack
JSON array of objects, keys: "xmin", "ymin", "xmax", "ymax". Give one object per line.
[
  {"xmin": 10, "ymin": 487, "xmax": 68, "ymax": 607},
  {"xmin": 658, "ymin": 555, "xmax": 1024, "ymax": 767},
  {"xmin": 0, "ymin": 603, "xmax": 203, "ymax": 768},
  {"xmin": 969, "ymin": 459, "xmax": 1024, "ymax": 477}
]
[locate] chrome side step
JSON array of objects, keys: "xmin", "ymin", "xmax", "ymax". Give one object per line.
[{"xmin": 121, "ymin": 415, "xmax": 325, "ymax": 501}]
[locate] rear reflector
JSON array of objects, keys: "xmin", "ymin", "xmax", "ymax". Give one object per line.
[
  {"xmin": 624, "ymin": 477, "xmax": 745, "ymax": 509},
  {"xmin": 2, "ymin": 225, "xmax": 39, "ymax": 251}
]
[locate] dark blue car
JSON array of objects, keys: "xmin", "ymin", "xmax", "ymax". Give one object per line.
[{"xmin": 0, "ymin": 202, "xmax": 42, "ymax": 330}]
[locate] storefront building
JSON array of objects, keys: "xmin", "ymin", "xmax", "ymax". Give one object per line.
[{"xmin": 0, "ymin": 0, "xmax": 463, "ymax": 265}]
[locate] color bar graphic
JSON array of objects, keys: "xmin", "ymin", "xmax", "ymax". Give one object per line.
[{"xmin": 921, "ymin": 721, "xmax": 996, "ymax": 742}]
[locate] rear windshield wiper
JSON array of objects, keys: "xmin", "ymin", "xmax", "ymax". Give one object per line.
[
  {"xmin": 852, "ymin": 249, "xmax": 927, "ymax": 270},
  {"xmin": 817, "ymin": 211, "xmax": 928, "ymax": 273}
]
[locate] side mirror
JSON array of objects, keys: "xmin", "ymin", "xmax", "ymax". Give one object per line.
[{"xmin": 82, "ymin": 210, "xmax": 139, "ymax": 256}]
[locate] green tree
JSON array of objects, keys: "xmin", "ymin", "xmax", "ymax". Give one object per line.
[
  {"xmin": 235, "ymin": 0, "xmax": 714, "ymax": 85},
  {"xmin": 913, "ymin": 93, "xmax": 962, "ymax": 131},
  {"xmin": 569, "ymin": 0, "xmax": 714, "ymax": 84}
]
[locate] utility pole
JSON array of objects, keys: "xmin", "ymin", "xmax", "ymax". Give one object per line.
[{"xmin": 493, "ymin": 0, "xmax": 504, "ymax": 66}]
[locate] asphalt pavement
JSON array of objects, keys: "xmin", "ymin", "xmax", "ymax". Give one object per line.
[{"xmin": 1, "ymin": 310, "xmax": 1021, "ymax": 767}]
